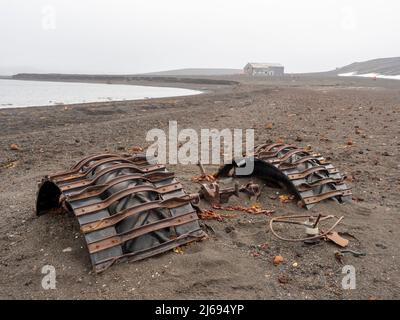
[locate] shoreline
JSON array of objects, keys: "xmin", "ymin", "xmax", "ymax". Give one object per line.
[{"xmin": 0, "ymin": 78, "xmax": 213, "ymax": 110}]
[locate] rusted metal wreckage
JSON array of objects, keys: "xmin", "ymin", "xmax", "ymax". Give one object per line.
[
  {"xmin": 36, "ymin": 142, "xmax": 351, "ymax": 272},
  {"xmin": 36, "ymin": 153, "xmax": 205, "ymax": 273},
  {"xmin": 216, "ymin": 143, "xmax": 352, "ymax": 209}
]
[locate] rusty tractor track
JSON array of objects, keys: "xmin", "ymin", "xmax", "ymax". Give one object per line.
[
  {"xmin": 217, "ymin": 143, "xmax": 352, "ymax": 209},
  {"xmin": 36, "ymin": 153, "xmax": 205, "ymax": 273}
]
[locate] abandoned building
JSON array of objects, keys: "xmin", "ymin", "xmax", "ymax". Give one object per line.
[{"xmin": 244, "ymin": 62, "xmax": 285, "ymax": 76}]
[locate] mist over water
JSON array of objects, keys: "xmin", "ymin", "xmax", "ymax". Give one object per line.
[{"xmin": 0, "ymin": 79, "xmax": 201, "ymax": 109}]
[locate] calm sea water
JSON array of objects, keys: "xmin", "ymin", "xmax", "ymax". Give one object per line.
[{"xmin": 0, "ymin": 79, "xmax": 201, "ymax": 109}]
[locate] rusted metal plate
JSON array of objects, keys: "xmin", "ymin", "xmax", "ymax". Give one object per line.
[
  {"xmin": 93, "ymin": 230, "xmax": 202, "ymax": 273},
  {"xmin": 302, "ymin": 189, "xmax": 352, "ymax": 205},
  {"xmin": 58, "ymin": 163, "xmax": 167, "ymax": 192},
  {"xmin": 326, "ymin": 232, "xmax": 349, "ymax": 247},
  {"xmin": 67, "ymin": 178, "xmax": 181, "ymax": 202},
  {"xmin": 73, "ymin": 183, "xmax": 183, "ymax": 216},
  {"xmin": 87, "ymin": 212, "xmax": 198, "ymax": 254},
  {"xmin": 36, "ymin": 152, "xmax": 205, "ymax": 273},
  {"xmin": 80, "ymin": 198, "xmax": 193, "ymax": 233}
]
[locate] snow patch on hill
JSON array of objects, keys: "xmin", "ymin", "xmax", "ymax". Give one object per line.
[{"xmin": 339, "ymin": 72, "xmax": 400, "ymax": 80}]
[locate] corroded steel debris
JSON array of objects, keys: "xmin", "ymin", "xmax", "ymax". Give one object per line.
[
  {"xmin": 212, "ymin": 204, "xmax": 274, "ymax": 216},
  {"xmin": 216, "ymin": 143, "xmax": 352, "ymax": 209},
  {"xmin": 269, "ymin": 214, "xmax": 346, "ymax": 245},
  {"xmin": 36, "ymin": 153, "xmax": 205, "ymax": 273},
  {"xmin": 36, "ymin": 142, "xmax": 352, "ymax": 271},
  {"xmin": 198, "ymin": 181, "xmax": 240, "ymax": 205}
]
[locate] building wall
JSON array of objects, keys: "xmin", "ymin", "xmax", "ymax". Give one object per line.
[
  {"xmin": 244, "ymin": 64, "xmax": 284, "ymax": 76},
  {"xmin": 252, "ymin": 67, "xmax": 284, "ymax": 76}
]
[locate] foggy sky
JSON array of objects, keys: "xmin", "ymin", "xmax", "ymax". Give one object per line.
[{"xmin": 1, "ymin": 0, "xmax": 399, "ymax": 75}]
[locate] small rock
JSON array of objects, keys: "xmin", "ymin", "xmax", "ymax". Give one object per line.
[
  {"xmin": 62, "ymin": 247, "xmax": 72, "ymax": 253},
  {"xmin": 24, "ymin": 279, "xmax": 33, "ymax": 286},
  {"xmin": 278, "ymin": 275, "xmax": 289, "ymax": 284},
  {"xmin": 10, "ymin": 143, "xmax": 21, "ymax": 151},
  {"xmin": 273, "ymin": 255, "xmax": 284, "ymax": 266}
]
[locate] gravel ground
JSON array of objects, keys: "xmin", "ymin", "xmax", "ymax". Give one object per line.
[{"xmin": 0, "ymin": 75, "xmax": 399, "ymax": 299}]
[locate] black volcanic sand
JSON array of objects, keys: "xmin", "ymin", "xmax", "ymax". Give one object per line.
[{"xmin": 0, "ymin": 75, "xmax": 399, "ymax": 299}]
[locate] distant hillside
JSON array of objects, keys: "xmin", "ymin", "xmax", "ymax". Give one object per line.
[
  {"xmin": 335, "ymin": 57, "xmax": 400, "ymax": 76},
  {"xmin": 12, "ymin": 73, "xmax": 238, "ymax": 86},
  {"xmin": 141, "ymin": 68, "xmax": 242, "ymax": 76}
]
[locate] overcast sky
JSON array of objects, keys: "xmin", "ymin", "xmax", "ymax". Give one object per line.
[{"xmin": 1, "ymin": 0, "xmax": 399, "ymax": 75}]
